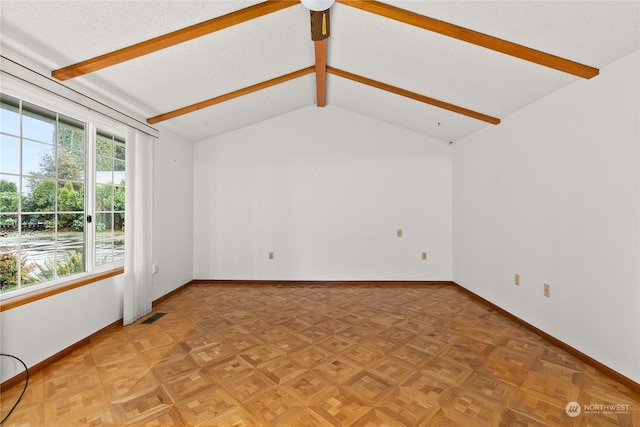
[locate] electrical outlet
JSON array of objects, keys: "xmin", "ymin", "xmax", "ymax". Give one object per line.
[
  {"xmin": 515, "ymin": 274, "xmax": 520, "ymax": 286},
  {"xmin": 544, "ymin": 283, "xmax": 550, "ymax": 298},
  {"xmin": 268, "ymin": 251, "xmax": 274, "ymax": 260},
  {"xmin": 421, "ymin": 252, "xmax": 427, "ymax": 260},
  {"xmin": 397, "ymin": 229, "xmax": 403, "ymax": 238}
]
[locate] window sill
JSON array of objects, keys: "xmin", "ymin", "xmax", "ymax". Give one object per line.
[{"xmin": 0, "ymin": 267, "xmax": 124, "ymax": 312}]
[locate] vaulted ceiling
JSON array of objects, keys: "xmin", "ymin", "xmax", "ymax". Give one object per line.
[{"xmin": 1, "ymin": 1, "xmax": 638, "ymax": 143}]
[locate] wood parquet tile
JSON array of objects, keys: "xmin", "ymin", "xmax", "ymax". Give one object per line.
[{"xmin": 2, "ymin": 282, "xmax": 640, "ymax": 426}]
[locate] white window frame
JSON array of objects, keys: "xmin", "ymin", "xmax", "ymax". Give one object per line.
[{"xmin": 0, "ymin": 80, "xmax": 126, "ymax": 301}]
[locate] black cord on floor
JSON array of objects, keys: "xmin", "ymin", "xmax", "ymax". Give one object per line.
[{"xmin": 0, "ymin": 354, "xmax": 29, "ymax": 425}]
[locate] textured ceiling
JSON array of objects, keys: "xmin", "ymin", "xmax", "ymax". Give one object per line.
[{"xmin": 1, "ymin": 1, "xmax": 638, "ymax": 143}]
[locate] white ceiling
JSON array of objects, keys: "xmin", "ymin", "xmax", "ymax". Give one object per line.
[{"xmin": 1, "ymin": 1, "xmax": 638, "ymax": 143}]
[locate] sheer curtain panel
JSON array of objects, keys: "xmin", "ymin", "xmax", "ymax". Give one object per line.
[{"xmin": 123, "ymin": 128, "xmax": 154, "ymax": 325}]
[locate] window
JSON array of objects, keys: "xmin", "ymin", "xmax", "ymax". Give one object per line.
[
  {"xmin": 0, "ymin": 93, "xmax": 125, "ymax": 295},
  {"xmin": 95, "ymin": 131, "xmax": 125, "ymax": 265}
]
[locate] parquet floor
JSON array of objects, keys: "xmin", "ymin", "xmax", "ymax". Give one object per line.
[{"xmin": 1, "ymin": 283, "xmax": 639, "ymax": 426}]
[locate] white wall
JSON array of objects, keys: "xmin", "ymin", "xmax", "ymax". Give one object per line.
[
  {"xmin": 0, "ymin": 125, "xmax": 194, "ymax": 383},
  {"xmin": 194, "ymin": 105, "xmax": 452, "ymax": 281},
  {"xmin": 453, "ymin": 51, "xmax": 640, "ymax": 382},
  {"xmin": 0, "ymin": 68, "xmax": 129, "ymax": 383},
  {"xmin": 0, "ymin": 274, "xmax": 124, "ymax": 382},
  {"xmin": 151, "ymin": 127, "xmax": 194, "ymax": 300}
]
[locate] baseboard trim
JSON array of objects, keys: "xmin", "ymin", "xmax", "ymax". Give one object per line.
[
  {"xmin": 0, "ymin": 319, "xmax": 122, "ymax": 391},
  {"xmin": 2, "ymin": 280, "xmax": 193, "ymax": 391},
  {"xmin": 451, "ymin": 281, "xmax": 640, "ymax": 394},
  {"xmin": 152, "ymin": 280, "xmax": 194, "ymax": 307},
  {"xmin": 191, "ymin": 279, "xmax": 452, "ymax": 286}
]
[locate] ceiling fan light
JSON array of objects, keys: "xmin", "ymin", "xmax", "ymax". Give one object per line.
[{"xmin": 301, "ymin": 0, "xmax": 335, "ymax": 11}]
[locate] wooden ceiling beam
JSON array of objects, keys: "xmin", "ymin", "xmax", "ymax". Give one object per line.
[
  {"xmin": 327, "ymin": 66, "xmax": 500, "ymax": 124},
  {"xmin": 147, "ymin": 66, "xmax": 315, "ymax": 124},
  {"xmin": 314, "ymin": 39, "xmax": 328, "ymax": 107},
  {"xmin": 336, "ymin": 0, "xmax": 599, "ymax": 79},
  {"xmin": 52, "ymin": 0, "xmax": 298, "ymax": 81}
]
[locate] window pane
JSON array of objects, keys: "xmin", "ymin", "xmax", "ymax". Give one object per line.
[
  {"xmin": 114, "ymin": 159, "xmax": 125, "ymax": 173},
  {"xmin": 0, "ymin": 94, "xmax": 20, "ymax": 136},
  {"xmin": 0, "ymin": 214, "xmax": 18, "ymax": 233},
  {"xmin": 22, "ymin": 102, "xmax": 56, "ymax": 144},
  {"xmin": 26, "ymin": 178, "xmax": 56, "ymax": 212},
  {"xmin": 58, "ymin": 215, "xmax": 81, "ymax": 236},
  {"xmin": 95, "ymin": 129, "xmax": 124, "ymax": 269},
  {"xmin": 96, "ymin": 157, "xmax": 112, "ymax": 184},
  {"xmin": 58, "ymin": 182, "xmax": 84, "ymax": 213},
  {"xmin": 96, "ymin": 184, "xmax": 113, "ymax": 211},
  {"xmin": 95, "ymin": 212, "xmax": 113, "ymax": 235},
  {"xmin": 1, "ymin": 135, "xmax": 20, "ymax": 174},
  {"xmin": 113, "ymin": 232, "xmax": 124, "ymax": 262},
  {"xmin": 115, "ymin": 144, "xmax": 125, "ymax": 161},
  {"xmin": 59, "ymin": 212, "xmax": 84, "ymax": 234},
  {"xmin": 0, "ymin": 248, "xmax": 19, "ymax": 292},
  {"xmin": 96, "ymin": 137, "xmax": 113, "ymax": 157},
  {"xmin": 0, "ymin": 215, "xmax": 19, "ymax": 291},
  {"xmin": 57, "ymin": 220, "xmax": 85, "ymax": 278},
  {"xmin": 55, "ymin": 247, "xmax": 84, "ymax": 279},
  {"xmin": 95, "ymin": 240, "xmax": 113, "ymax": 266},
  {"xmin": 28, "ymin": 249, "xmax": 56, "ymax": 284},
  {"xmin": 58, "ymin": 116, "xmax": 85, "ymax": 151},
  {"xmin": 22, "ymin": 213, "xmax": 55, "ymax": 236},
  {"xmin": 57, "ymin": 147, "xmax": 84, "ymax": 181},
  {"xmin": 115, "ymin": 211, "xmax": 124, "ymax": 231},
  {"xmin": 0, "ymin": 176, "xmax": 19, "ymax": 213},
  {"xmin": 22, "ymin": 140, "xmax": 54, "ymax": 177},
  {"xmin": 115, "ymin": 186, "xmax": 125, "ymax": 212}
]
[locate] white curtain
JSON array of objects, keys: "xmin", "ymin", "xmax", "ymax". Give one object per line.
[{"xmin": 123, "ymin": 128, "xmax": 154, "ymax": 325}]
